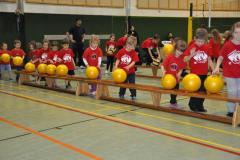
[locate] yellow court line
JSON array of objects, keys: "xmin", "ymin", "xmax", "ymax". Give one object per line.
[
  {"xmin": 1, "ymin": 82, "xmax": 240, "ymax": 137},
  {"xmin": 0, "ymin": 89, "xmax": 239, "ymax": 154}
]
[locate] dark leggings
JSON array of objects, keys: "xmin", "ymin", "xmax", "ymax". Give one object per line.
[
  {"xmin": 106, "ymin": 56, "xmax": 114, "ymax": 72},
  {"xmin": 188, "ymin": 75, "xmax": 207, "ymax": 109},
  {"xmin": 170, "ymin": 84, "xmax": 180, "ymax": 104},
  {"xmin": 119, "ymin": 73, "xmax": 136, "ymax": 97}
]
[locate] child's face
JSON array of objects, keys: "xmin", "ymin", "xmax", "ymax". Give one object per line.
[
  {"xmin": 15, "ymin": 43, "xmax": 21, "ymax": 49},
  {"xmin": 2, "ymin": 43, "xmax": 7, "ymax": 50},
  {"xmin": 195, "ymin": 39, "xmax": 205, "ymax": 47},
  {"xmin": 29, "ymin": 44, "xmax": 34, "ymax": 51},
  {"xmin": 63, "ymin": 43, "xmax": 69, "ymax": 50},
  {"xmin": 90, "ymin": 42, "xmax": 98, "ymax": 49},
  {"xmin": 125, "ymin": 44, "xmax": 134, "ymax": 51},
  {"xmin": 110, "ymin": 36, "xmax": 115, "ymax": 41},
  {"xmin": 233, "ymin": 27, "xmax": 240, "ymax": 42},
  {"xmin": 43, "ymin": 42, "xmax": 49, "ymax": 50},
  {"xmin": 52, "ymin": 46, "xmax": 58, "ymax": 51}
]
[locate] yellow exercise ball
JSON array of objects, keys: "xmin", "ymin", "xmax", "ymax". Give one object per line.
[
  {"xmin": 86, "ymin": 66, "xmax": 99, "ymax": 79},
  {"xmin": 37, "ymin": 63, "xmax": 47, "ymax": 74},
  {"xmin": 56, "ymin": 64, "xmax": 68, "ymax": 76},
  {"xmin": 46, "ymin": 64, "xmax": 56, "ymax": 75},
  {"xmin": 13, "ymin": 56, "xmax": 23, "ymax": 66},
  {"xmin": 182, "ymin": 74, "xmax": 201, "ymax": 92},
  {"xmin": 161, "ymin": 74, "xmax": 177, "ymax": 89},
  {"xmin": 112, "ymin": 68, "xmax": 127, "ymax": 83},
  {"xmin": 162, "ymin": 44, "xmax": 174, "ymax": 55},
  {"xmin": 25, "ymin": 62, "xmax": 35, "ymax": 73},
  {"xmin": 204, "ymin": 75, "xmax": 224, "ymax": 94},
  {"xmin": 1, "ymin": 53, "xmax": 11, "ymax": 63}
]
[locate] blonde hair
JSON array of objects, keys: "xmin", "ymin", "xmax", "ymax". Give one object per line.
[
  {"xmin": 89, "ymin": 34, "xmax": 100, "ymax": 45},
  {"xmin": 126, "ymin": 36, "xmax": 137, "ymax": 47}
]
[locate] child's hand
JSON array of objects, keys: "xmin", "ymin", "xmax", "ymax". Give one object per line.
[
  {"xmin": 124, "ymin": 66, "xmax": 130, "ymax": 71},
  {"xmin": 212, "ymin": 67, "xmax": 220, "ymax": 75}
]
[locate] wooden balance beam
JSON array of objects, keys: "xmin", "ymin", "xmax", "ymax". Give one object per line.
[{"xmin": 18, "ymin": 71, "xmax": 240, "ymax": 127}]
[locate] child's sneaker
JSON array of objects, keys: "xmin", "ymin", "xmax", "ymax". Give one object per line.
[
  {"xmin": 105, "ymin": 70, "xmax": 108, "ymax": 74},
  {"xmin": 131, "ymin": 96, "xmax": 136, "ymax": 101}
]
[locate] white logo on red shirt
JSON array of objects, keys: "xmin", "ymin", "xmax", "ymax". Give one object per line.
[
  {"xmin": 228, "ymin": 50, "xmax": 240, "ymax": 64},
  {"xmin": 91, "ymin": 53, "xmax": 97, "ymax": 59},
  {"xmin": 170, "ymin": 63, "xmax": 178, "ymax": 71},
  {"xmin": 63, "ymin": 54, "xmax": 72, "ymax": 62},
  {"xmin": 121, "ymin": 54, "xmax": 132, "ymax": 65},
  {"xmin": 41, "ymin": 53, "xmax": 48, "ymax": 60},
  {"xmin": 193, "ymin": 51, "xmax": 208, "ymax": 64}
]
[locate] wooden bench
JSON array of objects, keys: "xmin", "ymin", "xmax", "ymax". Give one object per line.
[{"xmin": 18, "ymin": 71, "xmax": 240, "ymax": 127}]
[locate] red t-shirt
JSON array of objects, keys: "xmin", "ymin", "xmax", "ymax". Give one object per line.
[
  {"xmin": 115, "ymin": 48, "xmax": 139, "ymax": 74},
  {"xmin": 59, "ymin": 48, "xmax": 75, "ymax": 70},
  {"xmin": 0, "ymin": 50, "xmax": 12, "ymax": 64},
  {"xmin": 163, "ymin": 54, "xmax": 186, "ymax": 81},
  {"xmin": 184, "ymin": 43, "xmax": 210, "ymax": 75},
  {"xmin": 28, "ymin": 50, "xmax": 40, "ymax": 60},
  {"xmin": 11, "ymin": 48, "xmax": 25, "ymax": 58},
  {"xmin": 38, "ymin": 48, "xmax": 51, "ymax": 63},
  {"xmin": 220, "ymin": 41, "xmax": 240, "ymax": 78},
  {"xmin": 117, "ymin": 36, "xmax": 128, "ymax": 47},
  {"xmin": 141, "ymin": 38, "xmax": 157, "ymax": 49},
  {"xmin": 82, "ymin": 47, "xmax": 103, "ymax": 67},
  {"xmin": 209, "ymin": 37, "xmax": 221, "ymax": 58},
  {"xmin": 48, "ymin": 50, "xmax": 61, "ymax": 66},
  {"xmin": 106, "ymin": 41, "xmax": 117, "ymax": 56}
]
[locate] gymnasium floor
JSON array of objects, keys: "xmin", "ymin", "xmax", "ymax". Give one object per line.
[{"xmin": 0, "ymin": 68, "xmax": 240, "ymax": 160}]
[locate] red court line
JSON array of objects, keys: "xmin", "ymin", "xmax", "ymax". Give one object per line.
[
  {"xmin": 0, "ymin": 117, "xmax": 102, "ymax": 160},
  {"xmin": 1, "ymin": 90, "xmax": 240, "ymax": 156}
]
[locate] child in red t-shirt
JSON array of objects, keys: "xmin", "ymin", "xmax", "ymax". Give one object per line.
[
  {"xmin": 0, "ymin": 42, "xmax": 12, "ymax": 80},
  {"xmin": 105, "ymin": 34, "xmax": 117, "ymax": 74},
  {"xmin": 59, "ymin": 38, "xmax": 76, "ymax": 89},
  {"xmin": 83, "ymin": 35, "xmax": 103, "ymax": 96},
  {"xmin": 48, "ymin": 41, "xmax": 61, "ymax": 88},
  {"xmin": 213, "ymin": 22, "xmax": 240, "ymax": 117},
  {"xmin": 141, "ymin": 34, "xmax": 161, "ymax": 76},
  {"xmin": 184, "ymin": 28, "xmax": 214, "ymax": 112},
  {"xmin": 48, "ymin": 41, "xmax": 61, "ymax": 66},
  {"xmin": 209, "ymin": 29, "xmax": 222, "ymax": 62},
  {"xmin": 162, "ymin": 39, "xmax": 187, "ymax": 108},
  {"xmin": 38, "ymin": 39, "xmax": 51, "ymax": 64},
  {"xmin": 117, "ymin": 34, "xmax": 128, "ymax": 50},
  {"xmin": 115, "ymin": 36, "xmax": 139, "ymax": 100},
  {"xmin": 11, "ymin": 40, "xmax": 26, "ymax": 82}
]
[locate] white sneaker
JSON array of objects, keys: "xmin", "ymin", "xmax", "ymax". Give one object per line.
[
  {"xmin": 105, "ymin": 70, "xmax": 108, "ymax": 74},
  {"xmin": 80, "ymin": 66, "xmax": 85, "ymax": 69}
]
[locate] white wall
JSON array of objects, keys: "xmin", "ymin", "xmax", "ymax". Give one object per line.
[{"xmin": 0, "ymin": 0, "xmax": 239, "ymax": 18}]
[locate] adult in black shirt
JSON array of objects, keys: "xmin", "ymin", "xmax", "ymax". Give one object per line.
[{"xmin": 69, "ymin": 19, "xmax": 86, "ymax": 68}]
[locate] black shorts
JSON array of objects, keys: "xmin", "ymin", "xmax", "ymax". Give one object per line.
[{"xmin": 68, "ymin": 70, "xmax": 75, "ymax": 75}]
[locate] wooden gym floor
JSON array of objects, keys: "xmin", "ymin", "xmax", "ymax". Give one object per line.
[{"xmin": 0, "ymin": 68, "xmax": 239, "ymax": 160}]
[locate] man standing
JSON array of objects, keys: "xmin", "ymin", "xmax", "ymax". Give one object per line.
[{"xmin": 68, "ymin": 18, "xmax": 86, "ymax": 69}]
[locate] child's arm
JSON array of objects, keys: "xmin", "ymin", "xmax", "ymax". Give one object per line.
[
  {"xmin": 156, "ymin": 47, "xmax": 161, "ymax": 61},
  {"xmin": 147, "ymin": 48, "xmax": 154, "ymax": 59},
  {"xmin": 184, "ymin": 48, "xmax": 196, "ymax": 62},
  {"xmin": 125, "ymin": 61, "xmax": 136, "ymax": 71},
  {"xmin": 213, "ymin": 56, "xmax": 223, "ymax": 74},
  {"xmin": 177, "ymin": 70, "xmax": 183, "ymax": 81},
  {"xmin": 208, "ymin": 57, "xmax": 214, "ymax": 73},
  {"xmin": 161, "ymin": 65, "xmax": 166, "ymax": 77},
  {"xmin": 114, "ymin": 59, "xmax": 120, "ymax": 70},
  {"xmin": 98, "ymin": 57, "xmax": 102, "ymax": 68},
  {"xmin": 83, "ymin": 58, "xmax": 89, "ymax": 67},
  {"xmin": 72, "ymin": 59, "xmax": 76, "ymax": 69}
]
